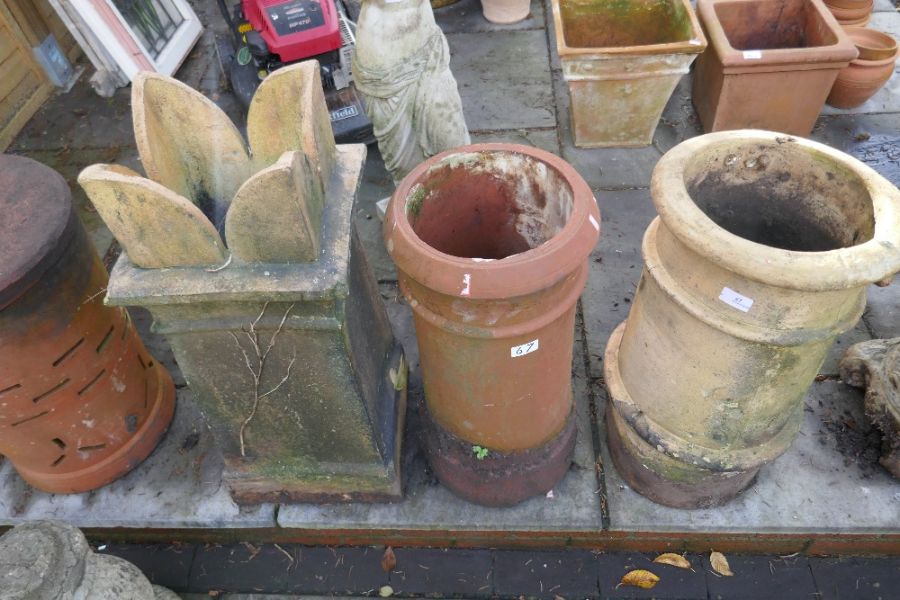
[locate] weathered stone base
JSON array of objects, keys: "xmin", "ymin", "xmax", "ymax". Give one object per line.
[
  {"xmin": 422, "ymin": 400, "xmax": 577, "ymax": 507},
  {"xmin": 224, "ymin": 348, "xmax": 408, "ymax": 505}
]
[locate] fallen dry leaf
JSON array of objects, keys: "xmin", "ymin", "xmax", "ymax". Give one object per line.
[
  {"xmin": 378, "ymin": 585, "xmax": 394, "ymax": 597},
  {"xmin": 381, "ymin": 546, "xmax": 397, "ymax": 572},
  {"xmin": 710, "ymin": 551, "xmax": 734, "ymax": 577},
  {"xmin": 653, "ymin": 553, "xmax": 692, "ymax": 570},
  {"xmin": 617, "ymin": 569, "xmax": 660, "ymax": 589}
]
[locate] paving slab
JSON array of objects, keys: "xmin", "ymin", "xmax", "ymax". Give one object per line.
[
  {"xmin": 581, "ymin": 188, "xmax": 659, "ymax": 375},
  {"xmin": 435, "ymin": 0, "xmax": 545, "ymax": 33},
  {"xmin": 493, "ymin": 549, "xmax": 600, "ymax": 599},
  {"xmin": 873, "ymin": 0, "xmax": 895, "ymax": 10},
  {"xmin": 553, "ymin": 72, "xmax": 664, "ymax": 190},
  {"xmin": 600, "ymin": 552, "xmax": 707, "ymax": 600},
  {"xmin": 703, "ymin": 554, "xmax": 816, "ymax": 600},
  {"xmin": 0, "ymin": 388, "xmax": 277, "ymax": 529},
  {"xmin": 811, "ymin": 112, "xmax": 900, "ymax": 153},
  {"xmin": 598, "ymin": 380, "xmax": 900, "ymax": 533},
  {"xmin": 865, "ymin": 282, "xmax": 900, "ymax": 340},
  {"xmin": 390, "ymin": 548, "xmax": 493, "ymax": 597},
  {"xmin": 471, "ymin": 127, "xmax": 560, "ymax": 156},
  {"xmin": 10, "ymin": 75, "xmax": 134, "ymax": 152},
  {"xmin": 810, "ymin": 556, "xmax": 900, "ymax": 600},
  {"xmin": 448, "ymin": 30, "xmax": 555, "ymax": 131},
  {"xmin": 188, "ymin": 545, "xmax": 389, "ymax": 595},
  {"xmin": 278, "ymin": 295, "xmax": 603, "ymax": 536},
  {"xmin": 821, "ymin": 319, "xmax": 873, "ymax": 376},
  {"xmin": 95, "ymin": 542, "xmax": 197, "ymax": 591}
]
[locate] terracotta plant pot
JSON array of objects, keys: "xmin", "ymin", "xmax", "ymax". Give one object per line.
[
  {"xmin": 604, "ymin": 130, "xmax": 900, "ymax": 509},
  {"xmin": 384, "ymin": 143, "xmax": 599, "ymax": 506},
  {"xmin": 0, "ymin": 155, "xmax": 175, "ymax": 494},
  {"xmin": 846, "ymin": 26, "xmax": 898, "ymax": 61},
  {"xmin": 823, "ymin": 0, "xmax": 873, "ymax": 25},
  {"xmin": 481, "ymin": 0, "xmax": 530, "ymax": 23},
  {"xmin": 827, "ymin": 28, "xmax": 898, "ymax": 108},
  {"xmin": 692, "ymin": 0, "xmax": 858, "ymax": 136},
  {"xmin": 552, "ymin": 0, "xmax": 706, "ymax": 147}
]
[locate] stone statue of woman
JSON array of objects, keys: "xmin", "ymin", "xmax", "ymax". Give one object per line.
[{"xmin": 353, "ymin": 0, "xmax": 471, "ymax": 183}]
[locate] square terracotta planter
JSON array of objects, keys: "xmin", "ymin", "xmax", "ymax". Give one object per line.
[
  {"xmin": 692, "ymin": 0, "xmax": 858, "ymax": 135},
  {"xmin": 551, "ymin": 0, "xmax": 706, "ymax": 147}
]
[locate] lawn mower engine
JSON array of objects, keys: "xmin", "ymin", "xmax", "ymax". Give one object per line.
[{"xmin": 220, "ymin": 0, "xmax": 373, "ymax": 144}]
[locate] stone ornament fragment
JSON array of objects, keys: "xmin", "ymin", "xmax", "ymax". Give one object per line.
[
  {"xmin": 0, "ymin": 520, "xmax": 177, "ymax": 599},
  {"xmin": 79, "ymin": 63, "xmax": 335, "ymax": 266},
  {"xmin": 353, "ymin": 0, "xmax": 470, "ymax": 182},
  {"xmin": 840, "ymin": 337, "xmax": 900, "ymax": 478},
  {"xmin": 604, "ymin": 130, "xmax": 900, "ymax": 509},
  {"xmin": 79, "ymin": 62, "xmax": 408, "ymax": 505}
]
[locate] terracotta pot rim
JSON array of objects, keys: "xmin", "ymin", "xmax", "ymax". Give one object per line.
[
  {"xmin": 848, "ymin": 51, "xmax": 899, "ymax": 66},
  {"xmin": 824, "ymin": 0, "xmax": 873, "ymax": 8},
  {"xmin": 651, "ymin": 130, "xmax": 900, "ymax": 291},
  {"xmin": 552, "ymin": 0, "xmax": 707, "ymax": 57},
  {"xmin": 385, "ymin": 143, "xmax": 599, "ymax": 299},
  {"xmin": 699, "ymin": 0, "xmax": 859, "ymax": 67},
  {"xmin": 844, "ymin": 26, "xmax": 898, "ymax": 61}
]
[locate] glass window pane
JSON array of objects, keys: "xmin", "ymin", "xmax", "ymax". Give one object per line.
[{"xmin": 110, "ymin": 0, "xmax": 185, "ymax": 60}]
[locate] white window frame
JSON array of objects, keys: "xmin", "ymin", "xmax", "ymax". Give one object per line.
[{"xmin": 66, "ymin": 0, "xmax": 203, "ymax": 79}]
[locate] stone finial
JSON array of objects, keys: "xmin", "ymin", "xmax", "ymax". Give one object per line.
[
  {"xmin": 78, "ymin": 164, "xmax": 228, "ymax": 268},
  {"xmin": 0, "ymin": 521, "xmax": 176, "ymax": 599},
  {"xmin": 132, "ymin": 72, "xmax": 252, "ymax": 227},
  {"xmin": 225, "ymin": 151, "xmax": 323, "ymax": 262},
  {"xmin": 79, "ymin": 61, "xmax": 338, "ymax": 267},
  {"xmin": 839, "ymin": 338, "xmax": 900, "ymax": 479},
  {"xmin": 247, "ymin": 62, "xmax": 337, "ymax": 186},
  {"xmin": 353, "ymin": 0, "xmax": 470, "ymax": 182}
]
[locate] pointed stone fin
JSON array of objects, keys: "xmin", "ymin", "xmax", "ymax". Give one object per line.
[
  {"xmin": 131, "ymin": 71, "xmax": 251, "ymax": 224},
  {"xmin": 225, "ymin": 151, "xmax": 323, "ymax": 263},
  {"xmin": 246, "ymin": 61, "xmax": 336, "ymax": 192},
  {"xmin": 78, "ymin": 164, "xmax": 228, "ymax": 268}
]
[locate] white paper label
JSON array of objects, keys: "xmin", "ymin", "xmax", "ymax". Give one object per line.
[
  {"xmin": 511, "ymin": 339, "xmax": 539, "ymax": 358},
  {"xmin": 460, "ymin": 273, "xmax": 471, "ymax": 296},
  {"xmin": 743, "ymin": 50, "xmax": 762, "ymax": 59},
  {"xmin": 719, "ymin": 287, "xmax": 753, "ymax": 312}
]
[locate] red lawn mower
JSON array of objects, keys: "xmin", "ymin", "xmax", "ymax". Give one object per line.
[{"xmin": 217, "ymin": 0, "xmax": 373, "ymax": 143}]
